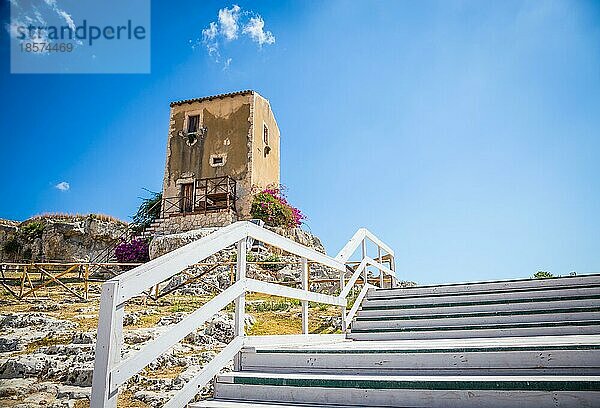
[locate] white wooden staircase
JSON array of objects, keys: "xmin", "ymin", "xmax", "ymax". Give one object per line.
[
  {"xmin": 194, "ymin": 275, "xmax": 600, "ymax": 407},
  {"xmin": 89, "ymin": 222, "xmax": 600, "ymax": 407}
]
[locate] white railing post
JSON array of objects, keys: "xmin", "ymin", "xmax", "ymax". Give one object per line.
[
  {"xmin": 390, "ymin": 255, "xmax": 397, "ymax": 288},
  {"xmin": 378, "ymin": 247, "xmax": 384, "ymax": 288},
  {"xmin": 361, "ymin": 239, "xmax": 367, "ymax": 287},
  {"xmin": 340, "ymin": 269, "xmax": 347, "ymax": 332},
  {"xmin": 90, "ymin": 281, "xmax": 124, "ymax": 408},
  {"xmin": 301, "ymin": 258, "xmax": 309, "ymax": 334},
  {"xmin": 234, "ymin": 238, "xmax": 247, "ymax": 371}
]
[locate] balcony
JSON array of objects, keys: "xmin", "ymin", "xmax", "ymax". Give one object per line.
[{"xmin": 163, "ymin": 176, "xmax": 237, "ymax": 216}]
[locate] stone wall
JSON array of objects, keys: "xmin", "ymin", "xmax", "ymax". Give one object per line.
[
  {"xmin": 153, "ymin": 210, "xmax": 237, "ymax": 236},
  {"xmin": 149, "ymin": 225, "xmax": 325, "ymax": 259}
]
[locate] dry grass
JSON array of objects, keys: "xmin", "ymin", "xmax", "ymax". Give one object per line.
[
  {"xmin": 24, "ymin": 334, "xmax": 73, "ymax": 353},
  {"xmin": 143, "ymin": 365, "xmax": 187, "ymax": 379},
  {"xmin": 0, "ymin": 283, "xmax": 342, "ymax": 405},
  {"xmin": 26, "ymin": 213, "xmax": 127, "ymax": 225}
]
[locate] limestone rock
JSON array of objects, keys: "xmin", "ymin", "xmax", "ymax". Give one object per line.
[
  {"xmin": 0, "ymin": 215, "xmax": 127, "ymax": 262},
  {"xmin": 0, "ymin": 378, "xmax": 37, "ymax": 397},
  {"xmin": 71, "ymin": 332, "xmax": 95, "ymax": 345},
  {"xmin": 56, "ymin": 385, "xmax": 90, "ymax": 400}
]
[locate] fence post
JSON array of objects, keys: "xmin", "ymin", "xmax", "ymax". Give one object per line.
[
  {"xmin": 378, "ymin": 247, "xmax": 384, "ymax": 288},
  {"xmin": 390, "ymin": 255, "xmax": 397, "ymax": 288},
  {"xmin": 361, "ymin": 239, "xmax": 367, "ymax": 286},
  {"xmin": 234, "ymin": 238, "xmax": 247, "ymax": 371},
  {"xmin": 340, "ymin": 269, "xmax": 347, "ymax": 332},
  {"xmin": 90, "ymin": 281, "xmax": 124, "ymax": 408},
  {"xmin": 84, "ymin": 264, "xmax": 89, "ymax": 300},
  {"xmin": 301, "ymin": 258, "xmax": 309, "ymax": 335},
  {"xmin": 19, "ymin": 265, "xmax": 26, "ymax": 299}
]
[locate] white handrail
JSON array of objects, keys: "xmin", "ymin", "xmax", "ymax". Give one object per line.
[
  {"xmin": 91, "ymin": 221, "xmax": 396, "ymax": 408},
  {"xmin": 339, "ymin": 257, "xmax": 395, "ymax": 299},
  {"xmin": 335, "ymin": 228, "xmax": 395, "ymax": 263},
  {"xmin": 110, "ymin": 280, "xmax": 245, "ymax": 389},
  {"xmin": 163, "ymin": 337, "xmax": 244, "ymax": 408},
  {"xmin": 345, "ymin": 283, "xmax": 374, "ymax": 327}
]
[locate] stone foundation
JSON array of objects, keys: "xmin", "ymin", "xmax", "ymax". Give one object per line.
[{"xmin": 153, "ymin": 210, "xmax": 237, "ymax": 235}]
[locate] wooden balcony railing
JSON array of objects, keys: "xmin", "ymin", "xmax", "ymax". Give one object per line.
[{"xmin": 163, "ymin": 176, "xmax": 237, "ymax": 216}]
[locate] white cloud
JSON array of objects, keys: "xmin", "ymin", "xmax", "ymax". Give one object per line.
[
  {"xmin": 5, "ymin": 19, "xmax": 26, "ymax": 39},
  {"xmin": 57, "ymin": 10, "xmax": 75, "ymax": 31},
  {"xmin": 243, "ymin": 16, "xmax": 275, "ymax": 46},
  {"xmin": 33, "ymin": 9, "xmax": 47, "ymax": 26},
  {"xmin": 6, "ymin": 0, "xmax": 78, "ymax": 48},
  {"xmin": 201, "ymin": 21, "xmax": 219, "ymax": 58},
  {"xmin": 55, "ymin": 181, "xmax": 70, "ymax": 191},
  {"xmin": 203, "ymin": 21, "xmax": 218, "ymax": 41},
  {"xmin": 198, "ymin": 4, "xmax": 276, "ymax": 66},
  {"xmin": 218, "ymin": 4, "xmax": 240, "ymax": 41}
]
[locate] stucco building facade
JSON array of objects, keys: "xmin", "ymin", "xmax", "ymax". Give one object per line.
[{"xmin": 154, "ymin": 90, "xmax": 280, "ymax": 234}]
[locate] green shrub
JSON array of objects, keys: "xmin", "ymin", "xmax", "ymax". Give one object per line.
[
  {"xmin": 21, "ymin": 221, "xmax": 45, "ymax": 238},
  {"xmin": 533, "ymin": 271, "xmax": 554, "ymax": 279},
  {"xmin": 257, "ymin": 254, "xmax": 286, "ymax": 272},
  {"xmin": 230, "ymin": 252, "xmax": 258, "ymax": 263}
]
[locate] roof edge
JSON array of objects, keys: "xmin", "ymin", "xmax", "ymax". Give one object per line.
[{"xmin": 170, "ymin": 90, "xmax": 255, "ymax": 107}]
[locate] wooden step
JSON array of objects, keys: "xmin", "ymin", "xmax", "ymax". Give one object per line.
[
  {"xmin": 241, "ymin": 337, "xmax": 600, "ymax": 376},
  {"xmin": 357, "ymin": 297, "xmax": 600, "ymax": 318},
  {"xmin": 214, "ymin": 372, "xmax": 600, "ymax": 408},
  {"xmin": 362, "ymin": 289, "xmax": 600, "ymax": 309},
  {"xmin": 348, "ymin": 320, "xmax": 600, "ymax": 340},
  {"xmin": 191, "ymin": 400, "xmax": 337, "ymax": 407},
  {"xmin": 351, "ymin": 309, "xmax": 600, "ymax": 330},
  {"xmin": 369, "ymin": 274, "xmax": 600, "ymax": 299}
]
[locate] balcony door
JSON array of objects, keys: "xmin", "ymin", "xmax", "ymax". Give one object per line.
[{"xmin": 180, "ymin": 182, "xmax": 194, "ymax": 213}]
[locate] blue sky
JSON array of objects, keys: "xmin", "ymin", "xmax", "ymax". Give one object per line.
[{"xmin": 1, "ymin": 1, "xmax": 599, "ymax": 284}]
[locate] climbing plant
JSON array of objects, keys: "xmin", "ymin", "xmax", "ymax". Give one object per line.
[
  {"xmin": 250, "ymin": 185, "xmax": 305, "ymax": 228},
  {"xmin": 132, "ymin": 190, "xmax": 162, "ymax": 231},
  {"xmin": 115, "ymin": 238, "xmax": 150, "ymax": 264}
]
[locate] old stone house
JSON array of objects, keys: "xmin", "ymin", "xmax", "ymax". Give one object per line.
[{"xmin": 153, "ymin": 90, "xmax": 280, "ymax": 235}]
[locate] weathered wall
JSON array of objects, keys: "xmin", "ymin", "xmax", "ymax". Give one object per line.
[
  {"xmin": 251, "ymin": 93, "xmax": 281, "ymax": 190},
  {"xmin": 161, "ymin": 91, "xmax": 281, "ymax": 233},
  {"xmin": 162, "ymin": 93, "xmax": 253, "ymax": 217}
]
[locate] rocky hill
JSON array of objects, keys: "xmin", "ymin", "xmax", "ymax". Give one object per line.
[{"xmin": 0, "ymin": 215, "xmax": 128, "ymax": 263}]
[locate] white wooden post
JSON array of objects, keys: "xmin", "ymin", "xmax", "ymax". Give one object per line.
[
  {"xmin": 340, "ymin": 269, "xmax": 347, "ymax": 332},
  {"xmin": 301, "ymin": 258, "xmax": 309, "ymax": 334},
  {"xmin": 378, "ymin": 247, "xmax": 384, "ymax": 288},
  {"xmin": 233, "ymin": 238, "xmax": 246, "ymax": 371},
  {"xmin": 391, "ymin": 255, "xmax": 397, "ymax": 288},
  {"xmin": 361, "ymin": 239, "xmax": 367, "ymax": 286},
  {"xmin": 90, "ymin": 281, "xmax": 124, "ymax": 408}
]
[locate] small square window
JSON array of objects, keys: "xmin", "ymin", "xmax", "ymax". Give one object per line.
[{"xmin": 210, "ymin": 154, "xmax": 226, "ymax": 167}]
